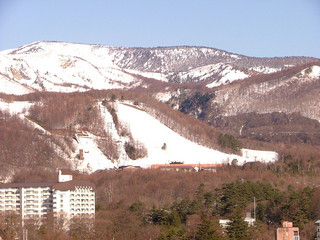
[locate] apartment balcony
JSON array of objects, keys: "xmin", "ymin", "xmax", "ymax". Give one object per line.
[
  {"xmin": 25, "ymin": 209, "xmax": 39, "ymax": 214},
  {"xmin": 4, "ymin": 205, "xmax": 15, "ymax": 209},
  {"xmin": 43, "ymin": 205, "xmax": 53, "ymax": 209},
  {"xmin": 4, "ymin": 196, "xmax": 14, "ymax": 200},
  {"xmin": 5, "ymin": 191, "xmax": 16, "ymax": 195},
  {"xmin": 25, "ymin": 200, "xmax": 39, "ymax": 204},
  {"xmin": 25, "ymin": 195, "xmax": 36, "ymax": 199}
]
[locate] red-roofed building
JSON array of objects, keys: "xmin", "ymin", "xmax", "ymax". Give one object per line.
[
  {"xmin": 276, "ymin": 221, "xmax": 299, "ymax": 240},
  {"xmin": 151, "ymin": 163, "xmax": 221, "ymax": 172}
]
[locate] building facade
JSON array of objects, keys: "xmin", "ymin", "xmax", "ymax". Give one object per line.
[
  {"xmin": 276, "ymin": 221, "xmax": 299, "ymax": 240},
  {"xmin": 315, "ymin": 220, "xmax": 320, "ymax": 240},
  {"xmin": 0, "ymin": 170, "xmax": 95, "ymax": 220},
  {"xmin": 151, "ymin": 163, "xmax": 222, "ymax": 172}
]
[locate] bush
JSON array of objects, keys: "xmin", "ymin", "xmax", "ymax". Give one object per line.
[{"xmin": 124, "ymin": 140, "xmax": 148, "ymax": 160}]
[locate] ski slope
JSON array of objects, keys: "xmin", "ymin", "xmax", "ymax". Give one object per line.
[{"xmin": 116, "ymin": 102, "xmax": 278, "ymax": 168}]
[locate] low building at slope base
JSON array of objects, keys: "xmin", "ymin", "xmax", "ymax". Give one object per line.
[{"xmin": 151, "ymin": 163, "xmax": 222, "ymax": 172}]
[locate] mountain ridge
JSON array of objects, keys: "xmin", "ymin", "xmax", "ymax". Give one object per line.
[{"xmin": 0, "ymin": 41, "xmax": 317, "ymax": 95}]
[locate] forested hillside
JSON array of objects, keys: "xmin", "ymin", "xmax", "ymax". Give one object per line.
[
  {"xmin": 0, "ymin": 109, "xmax": 70, "ymax": 179},
  {"xmin": 3, "ymin": 162, "xmax": 320, "ymax": 239}
]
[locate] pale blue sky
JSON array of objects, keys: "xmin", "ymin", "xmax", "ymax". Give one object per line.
[{"xmin": 0, "ymin": 0, "xmax": 319, "ymax": 58}]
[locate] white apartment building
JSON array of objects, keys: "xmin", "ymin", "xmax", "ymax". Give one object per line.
[
  {"xmin": 316, "ymin": 220, "xmax": 320, "ymax": 240},
  {"xmin": 0, "ymin": 170, "xmax": 95, "ymax": 220}
]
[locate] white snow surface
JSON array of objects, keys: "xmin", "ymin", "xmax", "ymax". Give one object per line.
[
  {"xmin": 0, "ymin": 99, "xmax": 32, "ymax": 115},
  {"xmin": 72, "ymin": 133, "xmax": 117, "ymax": 172},
  {"xmin": 206, "ymin": 65, "xmax": 249, "ymax": 88},
  {"xmin": 115, "ymin": 102, "xmax": 278, "ymax": 168},
  {"xmin": 0, "ymin": 78, "xmax": 33, "ymax": 95},
  {"xmin": 241, "ymin": 149, "xmax": 278, "ymax": 163},
  {"xmin": 249, "ymin": 66, "xmax": 281, "ymax": 74},
  {"xmin": 303, "ymin": 65, "xmax": 320, "ymax": 78},
  {"xmin": 154, "ymin": 92, "xmax": 172, "ymax": 102},
  {"xmin": 124, "ymin": 69, "xmax": 168, "ymax": 82},
  {"xmin": 178, "ymin": 63, "xmax": 224, "ymax": 82},
  {"xmin": 0, "ymin": 41, "xmax": 138, "ymax": 93}
]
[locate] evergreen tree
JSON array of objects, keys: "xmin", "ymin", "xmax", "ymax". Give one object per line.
[
  {"xmin": 195, "ymin": 215, "xmax": 222, "ymax": 240},
  {"xmin": 226, "ymin": 208, "xmax": 251, "ymax": 240}
]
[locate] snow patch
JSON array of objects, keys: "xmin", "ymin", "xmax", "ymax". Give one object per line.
[
  {"xmin": 249, "ymin": 66, "xmax": 281, "ymax": 74},
  {"xmin": 303, "ymin": 65, "xmax": 320, "ymax": 78},
  {"xmin": 207, "ymin": 66, "xmax": 249, "ymax": 88},
  {"xmin": 154, "ymin": 92, "xmax": 172, "ymax": 102},
  {"xmin": 241, "ymin": 149, "xmax": 278, "ymax": 163},
  {"xmin": 0, "ymin": 100, "xmax": 33, "ymax": 115}
]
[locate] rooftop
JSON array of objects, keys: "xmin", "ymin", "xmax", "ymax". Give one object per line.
[
  {"xmin": 0, "ymin": 170, "xmax": 94, "ymax": 191},
  {"xmin": 0, "ymin": 180, "xmax": 95, "ymax": 191}
]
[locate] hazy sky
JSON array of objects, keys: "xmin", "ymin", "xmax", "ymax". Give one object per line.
[{"xmin": 1, "ymin": 0, "xmax": 319, "ymax": 58}]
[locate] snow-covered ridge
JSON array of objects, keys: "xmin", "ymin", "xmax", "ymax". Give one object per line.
[
  {"xmin": 206, "ymin": 64, "xmax": 249, "ymax": 88},
  {"xmin": 0, "ymin": 41, "xmax": 314, "ymax": 95}
]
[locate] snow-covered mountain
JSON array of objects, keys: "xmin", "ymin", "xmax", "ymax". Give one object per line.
[
  {"xmin": 0, "ymin": 42, "xmax": 139, "ymax": 94},
  {"xmin": 210, "ymin": 64, "xmax": 320, "ymax": 122},
  {"xmin": 0, "ymin": 41, "xmax": 316, "ymax": 95}
]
